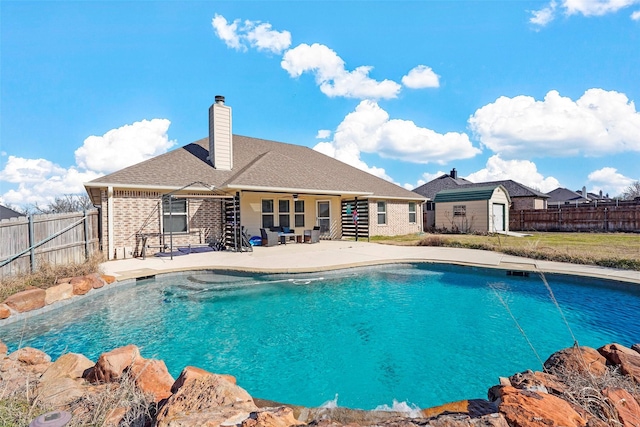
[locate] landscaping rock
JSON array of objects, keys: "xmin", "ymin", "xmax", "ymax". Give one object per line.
[
  {"xmin": 56, "ymin": 277, "xmax": 73, "ymax": 285},
  {"xmin": 86, "ymin": 344, "xmax": 141, "ymax": 383},
  {"xmin": 602, "ymin": 387, "xmax": 640, "ymax": 427},
  {"xmin": 508, "ymin": 370, "xmax": 567, "ymax": 395},
  {"xmin": 242, "ymin": 406, "xmax": 304, "ymax": 427},
  {"xmin": 494, "ymin": 385, "xmax": 587, "ymax": 427},
  {"xmin": 156, "ymin": 372, "xmax": 258, "ymax": 426},
  {"xmin": 129, "ymin": 357, "xmax": 174, "ymax": 402},
  {"xmin": 89, "ymin": 273, "xmax": 106, "ymax": 289},
  {"xmin": 71, "ymin": 275, "xmax": 93, "ymax": 295},
  {"xmin": 45, "ymin": 282, "xmax": 74, "ymax": 305},
  {"xmin": 421, "ymin": 399, "xmax": 497, "ymax": 418},
  {"xmin": 170, "ymin": 365, "xmax": 236, "ymax": 393},
  {"xmin": 40, "ymin": 352, "xmax": 94, "ymax": 383},
  {"xmin": 598, "ymin": 343, "xmax": 640, "ymax": 383},
  {"xmin": 103, "ymin": 407, "xmax": 128, "ymax": 427},
  {"xmin": 0, "ymin": 340, "xmax": 6, "ymax": 357},
  {"xmin": 0, "ymin": 303, "xmax": 10, "ymax": 319},
  {"xmin": 632, "ymin": 343, "xmax": 640, "ymax": 354},
  {"xmin": 544, "ymin": 346, "xmax": 607, "ymax": 377},
  {"xmin": 102, "ymin": 274, "xmax": 116, "ymax": 284},
  {"xmin": 3, "ymin": 287, "xmax": 46, "ymax": 312},
  {"xmin": 36, "ymin": 376, "xmax": 87, "ymax": 406},
  {"xmin": 10, "ymin": 347, "xmax": 51, "ymax": 365}
]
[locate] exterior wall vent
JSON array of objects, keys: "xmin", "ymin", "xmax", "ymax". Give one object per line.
[{"xmin": 208, "ymin": 95, "xmax": 233, "ymax": 170}]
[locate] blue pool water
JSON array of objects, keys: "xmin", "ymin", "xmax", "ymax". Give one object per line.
[{"xmin": 1, "ymin": 263, "xmax": 639, "ymax": 410}]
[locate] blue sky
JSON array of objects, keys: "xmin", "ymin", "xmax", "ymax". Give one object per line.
[{"xmin": 1, "ymin": 1, "xmax": 639, "ymax": 208}]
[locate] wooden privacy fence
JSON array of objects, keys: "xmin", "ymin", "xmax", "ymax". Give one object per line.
[
  {"xmin": 0, "ymin": 210, "xmax": 100, "ymax": 279},
  {"xmin": 510, "ymin": 202, "xmax": 640, "ymax": 232}
]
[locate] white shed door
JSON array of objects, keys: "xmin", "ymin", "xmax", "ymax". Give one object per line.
[{"xmin": 492, "ymin": 203, "xmax": 505, "ymax": 232}]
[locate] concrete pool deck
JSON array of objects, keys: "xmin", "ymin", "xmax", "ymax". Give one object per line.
[{"xmin": 101, "ymin": 240, "xmax": 640, "ymax": 285}]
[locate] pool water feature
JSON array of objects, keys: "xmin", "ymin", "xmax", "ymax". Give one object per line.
[{"xmin": 2, "ymin": 263, "xmax": 639, "ymax": 410}]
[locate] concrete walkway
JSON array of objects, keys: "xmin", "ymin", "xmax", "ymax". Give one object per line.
[{"xmin": 101, "ymin": 240, "xmax": 640, "ymax": 285}]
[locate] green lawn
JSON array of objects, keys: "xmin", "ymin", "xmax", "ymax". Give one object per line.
[{"xmin": 370, "ymin": 232, "xmax": 640, "ymax": 270}]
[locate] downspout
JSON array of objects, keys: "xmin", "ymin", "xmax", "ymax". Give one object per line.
[{"xmin": 108, "ymin": 186, "xmax": 114, "ymax": 260}]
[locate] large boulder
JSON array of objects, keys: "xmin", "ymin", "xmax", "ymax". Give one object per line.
[
  {"xmin": 242, "ymin": 407, "xmax": 304, "ymax": 427},
  {"xmin": 156, "ymin": 372, "xmax": 257, "ymax": 426},
  {"xmin": 544, "ymin": 346, "xmax": 607, "ymax": 377},
  {"xmin": 88, "ymin": 273, "xmax": 106, "ymax": 289},
  {"xmin": 0, "ymin": 340, "xmax": 7, "ymax": 357},
  {"xmin": 10, "ymin": 347, "xmax": 51, "ymax": 365},
  {"xmin": 40, "ymin": 352, "xmax": 94, "ymax": 383},
  {"xmin": 508, "ymin": 370, "xmax": 567, "ymax": 395},
  {"xmin": 602, "ymin": 387, "xmax": 640, "ymax": 427},
  {"xmin": 494, "ymin": 385, "xmax": 587, "ymax": 427},
  {"xmin": 70, "ymin": 276, "xmax": 93, "ymax": 295},
  {"xmin": 3, "ymin": 288, "xmax": 46, "ymax": 312},
  {"xmin": 45, "ymin": 282, "xmax": 75, "ymax": 305},
  {"xmin": 129, "ymin": 357, "xmax": 174, "ymax": 403},
  {"xmin": 36, "ymin": 376, "xmax": 87, "ymax": 407},
  {"xmin": 598, "ymin": 343, "xmax": 640, "ymax": 383},
  {"xmin": 170, "ymin": 366, "xmax": 235, "ymax": 393},
  {"xmin": 421, "ymin": 399, "xmax": 497, "ymax": 418},
  {"xmin": 86, "ymin": 344, "xmax": 141, "ymax": 383},
  {"xmin": 101, "ymin": 274, "xmax": 116, "ymax": 284},
  {"xmin": 0, "ymin": 303, "xmax": 10, "ymax": 319}
]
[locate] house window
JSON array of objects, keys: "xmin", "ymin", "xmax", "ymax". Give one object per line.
[
  {"xmin": 279, "ymin": 199, "xmax": 290, "ymax": 229},
  {"xmin": 262, "ymin": 199, "xmax": 274, "ymax": 229},
  {"xmin": 453, "ymin": 205, "xmax": 466, "ymax": 217},
  {"xmin": 162, "ymin": 198, "xmax": 188, "ymax": 233},
  {"xmin": 294, "ymin": 200, "xmax": 305, "ymax": 227},
  {"xmin": 377, "ymin": 201, "xmax": 387, "ymax": 225},
  {"xmin": 409, "ymin": 202, "xmax": 416, "ymax": 223}
]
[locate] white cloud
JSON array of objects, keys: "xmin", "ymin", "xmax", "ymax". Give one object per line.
[
  {"xmin": 469, "ymin": 88, "xmax": 640, "ymax": 158},
  {"xmin": 281, "ymin": 43, "xmax": 402, "ymax": 100},
  {"xmin": 530, "ymin": 0, "xmax": 557, "ymax": 26},
  {"xmin": 402, "ymin": 65, "xmax": 440, "ymax": 89},
  {"xmin": 1, "ymin": 118, "xmax": 175, "ymax": 208},
  {"xmin": 314, "ymin": 100, "xmax": 480, "ymax": 181},
  {"xmin": 632, "ymin": 9, "xmax": 640, "ymax": 18},
  {"xmin": 0, "ymin": 156, "xmax": 67, "ymax": 183},
  {"xmin": 316, "ymin": 129, "xmax": 331, "ymax": 139},
  {"xmin": 404, "ymin": 170, "xmax": 448, "ymax": 190},
  {"xmin": 212, "ymin": 14, "xmax": 291, "ymax": 54},
  {"xmin": 75, "ymin": 119, "xmax": 175, "ymax": 174},
  {"xmin": 563, "ymin": 0, "xmax": 640, "ymax": 16},
  {"xmin": 530, "ymin": 0, "xmax": 640, "ymax": 26},
  {"xmin": 465, "ymin": 155, "xmax": 560, "ymax": 193},
  {"xmin": 212, "ymin": 14, "xmax": 244, "ymax": 51},
  {"xmin": 587, "ymin": 167, "xmax": 636, "ymax": 196}
]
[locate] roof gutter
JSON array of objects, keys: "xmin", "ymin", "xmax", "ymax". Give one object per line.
[{"xmin": 83, "ymin": 182, "xmax": 216, "ymax": 192}]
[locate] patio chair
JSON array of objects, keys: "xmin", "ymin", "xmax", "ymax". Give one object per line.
[
  {"xmin": 304, "ymin": 226, "xmax": 320, "ymax": 244},
  {"xmin": 260, "ymin": 228, "xmax": 279, "ymax": 247}
]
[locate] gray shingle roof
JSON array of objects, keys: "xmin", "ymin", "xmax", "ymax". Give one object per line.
[
  {"xmin": 413, "ymin": 176, "xmax": 548, "ymax": 200},
  {"xmin": 0, "ymin": 205, "xmax": 24, "ymax": 220},
  {"xmin": 87, "ymin": 135, "xmax": 424, "ymax": 201},
  {"xmin": 413, "ymin": 174, "xmax": 472, "ymax": 200},
  {"xmin": 546, "ymin": 187, "xmax": 587, "ymax": 204}
]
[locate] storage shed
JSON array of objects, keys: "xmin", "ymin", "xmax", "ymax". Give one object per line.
[{"xmin": 433, "ymin": 185, "xmax": 511, "ymax": 233}]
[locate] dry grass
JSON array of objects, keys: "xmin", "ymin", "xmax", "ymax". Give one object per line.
[
  {"xmin": 0, "ymin": 372, "xmax": 154, "ymax": 427},
  {"xmin": 0, "ymin": 253, "xmax": 105, "ymax": 302},
  {"xmin": 373, "ymin": 232, "xmax": 640, "ymax": 271}
]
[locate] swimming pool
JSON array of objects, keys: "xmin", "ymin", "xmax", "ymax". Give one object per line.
[{"xmin": 2, "ymin": 263, "xmax": 639, "ymax": 410}]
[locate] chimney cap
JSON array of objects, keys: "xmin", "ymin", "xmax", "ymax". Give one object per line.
[{"xmin": 215, "ymin": 95, "xmax": 225, "ymax": 104}]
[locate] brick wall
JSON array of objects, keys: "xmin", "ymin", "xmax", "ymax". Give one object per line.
[
  {"xmin": 106, "ymin": 191, "xmax": 224, "ymax": 257},
  {"xmin": 368, "ymin": 200, "xmax": 422, "ymax": 237},
  {"xmin": 511, "ymin": 197, "xmax": 546, "ymax": 211}
]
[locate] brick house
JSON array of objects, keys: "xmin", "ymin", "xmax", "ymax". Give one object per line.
[{"xmin": 84, "ymin": 96, "xmax": 425, "ymax": 259}]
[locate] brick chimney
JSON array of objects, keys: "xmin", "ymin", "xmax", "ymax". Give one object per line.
[{"xmin": 208, "ymin": 95, "xmax": 233, "ymax": 170}]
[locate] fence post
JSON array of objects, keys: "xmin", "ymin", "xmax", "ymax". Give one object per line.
[
  {"xmin": 84, "ymin": 209, "xmax": 90, "ymax": 260},
  {"xmin": 29, "ymin": 214, "xmax": 36, "ymax": 273}
]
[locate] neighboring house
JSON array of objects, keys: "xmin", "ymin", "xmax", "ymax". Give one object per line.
[
  {"xmin": 0, "ymin": 205, "xmax": 24, "ymax": 220},
  {"xmin": 84, "ymin": 96, "xmax": 425, "ymax": 259},
  {"xmin": 546, "ymin": 187, "xmax": 612, "ymax": 207},
  {"xmin": 433, "ymin": 185, "xmax": 511, "ymax": 233},
  {"xmin": 413, "ymin": 169, "xmax": 547, "ymax": 228}
]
